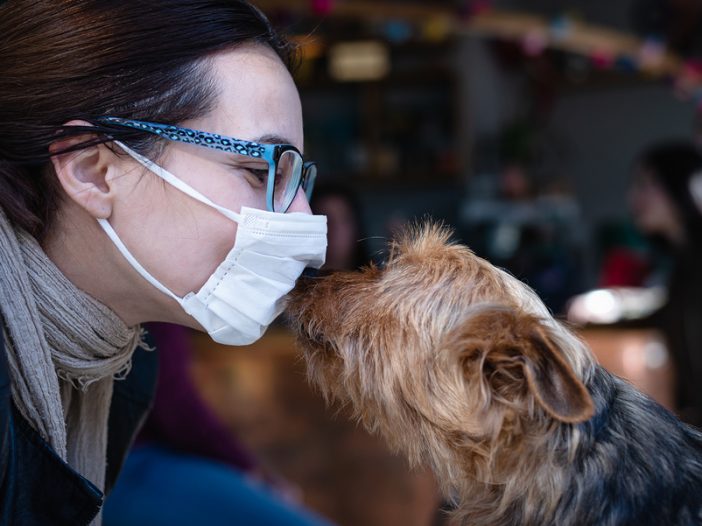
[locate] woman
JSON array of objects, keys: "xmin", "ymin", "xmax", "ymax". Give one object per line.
[
  {"xmin": 627, "ymin": 141, "xmax": 702, "ymax": 427},
  {"xmin": 0, "ymin": 1, "xmax": 327, "ymax": 525}
]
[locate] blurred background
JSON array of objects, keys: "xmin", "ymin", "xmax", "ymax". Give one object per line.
[{"xmin": 117, "ymin": 1, "xmax": 702, "ymax": 525}]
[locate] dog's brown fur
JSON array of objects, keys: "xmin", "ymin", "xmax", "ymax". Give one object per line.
[{"xmin": 287, "ymin": 223, "xmax": 702, "ymax": 526}]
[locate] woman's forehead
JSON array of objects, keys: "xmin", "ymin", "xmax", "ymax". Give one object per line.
[{"xmin": 199, "ymin": 45, "xmax": 303, "ymax": 150}]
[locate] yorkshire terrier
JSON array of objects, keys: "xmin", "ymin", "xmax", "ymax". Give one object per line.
[{"xmin": 286, "ymin": 223, "xmax": 702, "ymax": 526}]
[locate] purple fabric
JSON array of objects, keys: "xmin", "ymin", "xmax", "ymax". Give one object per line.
[{"xmin": 137, "ymin": 322, "xmax": 257, "ymax": 472}]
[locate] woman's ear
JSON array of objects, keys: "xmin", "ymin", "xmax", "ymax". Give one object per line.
[{"xmin": 49, "ymin": 120, "xmax": 118, "ymax": 219}]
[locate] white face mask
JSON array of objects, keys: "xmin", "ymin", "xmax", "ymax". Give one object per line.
[{"xmin": 98, "ymin": 141, "xmax": 327, "ymax": 345}]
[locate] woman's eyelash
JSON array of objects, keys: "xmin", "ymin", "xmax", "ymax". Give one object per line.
[
  {"xmin": 230, "ymin": 163, "xmax": 267, "ymax": 180},
  {"xmin": 246, "ymin": 168, "xmax": 268, "ymax": 180}
]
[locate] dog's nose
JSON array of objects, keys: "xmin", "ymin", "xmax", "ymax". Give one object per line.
[
  {"xmin": 293, "ymin": 275, "xmax": 314, "ymax": 291},
  {"xmin": 302, "ymin": 267, "xmax": 319, "ymax": 278},
  {"xmin": 290, "ymin": 269, "xmax": 337, "ymax": 300},
  {"xmin": 290, "ymin": 275, "xmax": 318, "ymax": 300}
]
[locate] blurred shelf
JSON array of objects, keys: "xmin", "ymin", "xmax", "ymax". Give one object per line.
[{"xmin": 577, "ymin": 327, "xmax": 675, "ymax": 411}]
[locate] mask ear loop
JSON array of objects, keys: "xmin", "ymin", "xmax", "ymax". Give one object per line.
[
  {"xmin": 97, "ymin": 217, "xmax": 183, "ymax": 303},
  {"xmin": 114, "ymin": 141, "xmax": 243, "ymax": 224},
  {"xmin": 96, "ymin": 141, "xmax": 245, "ymax": 305}
]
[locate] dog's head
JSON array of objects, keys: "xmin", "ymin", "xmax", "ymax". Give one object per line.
[{"xmin": 286, "ymin": 222, "xmax": 595, "ymax": 476}]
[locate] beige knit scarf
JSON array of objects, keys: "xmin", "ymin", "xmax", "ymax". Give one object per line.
[{"xmin": 0, "ymin": 207, "xmax": 142, "ymax": 524}]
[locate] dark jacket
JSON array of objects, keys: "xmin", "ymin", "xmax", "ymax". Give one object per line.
[
  {"xmin": 610, "ymin": 244, "xmax": 702, "ymax": 427},
  {"xmin": 137, "ymin": 323, "xmax": 257, "ymax": 472},
  {"xmin": 653, "ymin": 245, "xmax": 702, "ymax": 426},
  {"xmin": 0, "ymin": 326, "xmax": 158, "ymax": 525}
]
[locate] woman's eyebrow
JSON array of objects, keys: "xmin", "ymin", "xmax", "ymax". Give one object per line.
[
  {"xmin": 253, "ymin": 133, "xmax": 294, "ymax": 146},
  {"xmin": 250, "ymin": 133, "xmax": 304, "ymax": 155}
]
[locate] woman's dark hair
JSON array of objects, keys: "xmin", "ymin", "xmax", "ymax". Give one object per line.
[
  {"xmin": 0, "ymin": 0, "xmax": 296, "ymax": 239},
  {"xmin": 637, "ymin": 140, "xmax": 702, "ymax": 244}
]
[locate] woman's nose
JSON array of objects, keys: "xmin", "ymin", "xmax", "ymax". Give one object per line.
[{"xmin": 287, "ymin": 186, "xmax": 312, "ymax": 214}]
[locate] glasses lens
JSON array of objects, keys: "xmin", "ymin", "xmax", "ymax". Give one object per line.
[
  {"xmin": 303, "ymin": 163, "xmax": 317, "ymax": 201},
  {"xmin": 274, "ymin": 150, "xmax": 303, "ymax": 212}
]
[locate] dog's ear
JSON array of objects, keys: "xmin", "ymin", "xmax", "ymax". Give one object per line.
[
  {"xmin": 519, "ymin": 321, "xmax": 594, "ymax": 423},
  {"xmin": 451, "ymin": 306, "xmax": 594, "ymax": 424}
]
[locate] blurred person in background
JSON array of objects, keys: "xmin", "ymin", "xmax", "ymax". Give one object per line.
[
  {"xmin": 461, "ymin": 161, "xmax": 584, "ymax": 315},
  {"xmin": 585, "ymin": 141, "xmax": 702, "ymax": 426},
  {"xmin": 311, "ymin": 183, "xmax": 370, "ymax": 271},
  {"xmin": 625, "ymin": 140, "xmax": 702, "ymax": 426}
]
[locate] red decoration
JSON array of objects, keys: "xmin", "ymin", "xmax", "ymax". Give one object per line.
[
  {"xmin": 311, "ymin": 0, "xmax": 334, "ymax": 16},
  {"xmin": 461, "ymin": 0, "xmax": 492, "ymax": 20},
  {"xmin": 599, "ymin": 249, "xmax": 650, "ymax": 288},
  {"xmin": 683, "ymin": 59, "xmax": 702, "ymax": 77},
  {"xmin": 591, "ymin": 50, "xmax": 614, "ymax": 70},
  {"xmin": 522, "ymin": 31, "xmax": 547, "ymax": 56},
  {"xmin": 674, "ymin": 60, "xmax": 702, "ymax": 100}
]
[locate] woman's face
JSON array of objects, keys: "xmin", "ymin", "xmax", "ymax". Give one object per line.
[
  {"xmin": 628, "ymin": 167, "xmax": 683, "ymax": 243},
  {"xmin": 108, "ymin": 44, "xmax": 310, "ymax": 325}
]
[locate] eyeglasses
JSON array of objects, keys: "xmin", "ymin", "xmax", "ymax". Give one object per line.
[{"xmin": 98, "ymin": 116, "xmax": 317, "ymax": 213}]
